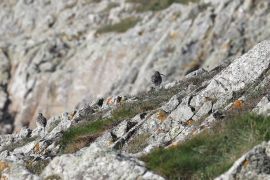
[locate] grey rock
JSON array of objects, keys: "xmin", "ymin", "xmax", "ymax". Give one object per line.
[
  {"xmin": 161, "ymin": 95, "xmax": 181, "ymax": 113},
  {"xmin": 0, "ymin": 0, "xmax": 269, "ymax": 130},
  {"xmin": 217, "ymin": 141, "xmax": 270, "ymax": 180},
  {"xmin": 1, "ymin": 161, "xmax": 40, "ymax": 180},
  {"xmin": 190, "ymin": 41, "xmax": 270, "ymax": 111},
  {"xmin": 41, "ymin": 143, "xmax": 164, "ymax": 180},
  {"xmin": 170, "ymin": 96, "xmax": 194, "ymax": 122},
  {"xmin": 253, "ymin": 96, "xmax": 270, "ymax": 116},
  {"xmin": 18, "ymin": 127, "xmax": 32, "ymax": 139}
]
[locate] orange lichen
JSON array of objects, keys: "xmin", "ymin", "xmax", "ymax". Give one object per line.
[
  {"xmin": 186, "ymin": 119, "xmax": 194, "ymax": 126},
  {"xmin": 233, "ymin": 100, "xmax": 244, "ymax": 110},
  {"xmin": 157, "ymin": 110, "xmax": 168, "ymax": 122},
  {"xmin": 34, "ymin": 143, "xmax": 41, "ymax": 154},
  {"xmin": 0, "ymin": 161, "xmax": 9, "ymax": 173},
  {"xmin": 106, "ymin": 97, "xmax": 113, "ymax": 105},
  {"xmin": 0, "ymin": 175, "xmax": 8, "ymax": 180},
  {"xmin": 169, "ymin": 31, "xmax": 178, "ymax": 39},
  {"xmin": 242, "ymin": 159, "xmax": 250, "ymax": 168}
]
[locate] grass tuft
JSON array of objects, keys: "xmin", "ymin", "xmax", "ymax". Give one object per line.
[
  {"xmin": 1, "ymin": 137, "xmax": 36, "ymax": 152},
  {"xmin": 141, "ymin": 113, "xmax": 270, "ymax": 179},
  {"xmin": 60, "ymin": 100, "xmax": 160, "ymax": 154},
  {"xmin": 25, "ymin": 159, "xmax": 50, "ymax": 175},
  {"xmin": 59, "ymin": 69, "xmax": 218, "ymax": 154},
  {"xmin": 126, "ymin": 133, "xmax": 151, "ymax": 153}
]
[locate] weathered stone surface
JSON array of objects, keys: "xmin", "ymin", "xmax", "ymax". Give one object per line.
[
  {"xmin": 191, "ymin": 41, "xmax": 270, "ymax": 113},
  {"xmin": 253, "ymin": 96, "xmax": 270, "ymax": 116},
  {"xmin": 1, "ymin": 0, "xmax": 270, "ymax": 179},
  {"xmin": 0, "ymin": 0, "xmax": 269, "ymax": 131},
  {"xmin": 41, "ymin": 143, "xmax": 164, "ymax": 180},
  {"xmin": 170, "ymin": 96, "xmax": 194, "ymax": 122},
  {"xmin": 217, "ymin": 141, "xmax": 270, "ymax": 180},
  {"xmin": 161, "ymin": 94, "xmax": 181, "ymax": 113},
  {"xmin": 0, "ymin": 161, "xmax": 40, "ymax": 180}
]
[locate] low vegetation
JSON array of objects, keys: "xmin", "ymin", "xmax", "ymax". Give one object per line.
[
  {"xmin": 1, "ymin": 137, "xmax": 36, "ymax": 152},
  {"xmin": 126, "ymin": 133, "xmax": 151, "ymax": 153},
  {"xmin": 25, "ymin": 159, "xmax": 50, "ymax": 175},
  {"xmin": 141, "ymin": 113, "xmax": 270, "ymax": 179},
  {"xmin": 60, "ymin": 100, "xmax": 162, "ymax": 154},
  {"xmin": 59, "ymin": 68, "xmax": 218, "ymax": 154},
  {"xmin": 96, "ymin": 17, "xmax": 139, "ymax": 34},
  {"xmin": 128, "ymin": 0, "xmax": 199, "ymax": 12}
]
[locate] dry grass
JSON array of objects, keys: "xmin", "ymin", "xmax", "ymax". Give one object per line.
[{"xmin": 126, "ymin": 133, "xmax": 151, "ymax": 153}]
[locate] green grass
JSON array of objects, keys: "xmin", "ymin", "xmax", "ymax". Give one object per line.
[
  {"xmin": 96, "ymin": 17, "xmax": 139, "ymax": 34},
  {"xmin": 60, "ymin": 100, "xmax": 162, "ymax": 154},
  {"xmin": 59, "ymin": 68, "xmax": 219, "ymax": 154},
  {"xmin": 126, "ymin": 133, "xmax": 151, "ymax": 153},
  {"xmin": 141, "ymin": 113, "xmax": 270, "ymax": 179},
  {"xmin": 128, "ymin": 0, "xmax": 199, "ymax": 12},
  {"xmin": 25, "ymin": 159, "xmax": 50, "ymax": 175}
]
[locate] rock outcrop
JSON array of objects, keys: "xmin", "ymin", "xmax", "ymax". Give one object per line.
[
  {"xmin": 1, "ymin": 40, "xmax": 270, "ymax": 179},
  {"xmin": 0, "ymin": 0, "xmax": 270, "ymax": 132},
  {"xmin": 1, "ymin": 0, "xmax": 270, "ymax": 179}
]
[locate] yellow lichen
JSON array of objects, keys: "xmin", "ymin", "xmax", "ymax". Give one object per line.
[
  {"xmin": 242, "ymin": 159, "xmax": 250, "ymax": 168},
  {"xmin": 34, "ymin": 143, "xmax": 41, "ymax": 154},
  {"xmin": 233, "ymin": 100, "xmax": 244, "ymax": 110},
  {"xmin": 157, "ymin": 110, "xmax": 168, "ymax": 122}
]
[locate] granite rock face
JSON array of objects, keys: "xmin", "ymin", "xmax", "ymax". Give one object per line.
[
  {"xmin": 217, "ymin": 142, "xmax": 270, "ymax": 180},
  {"xmin": 1, "ymin": 40, "xmax": 270, "ymax": 179},
  {"xmin": 0, "ymin": 0, "xmax": 270, "ymax": 131},
  {"xmin": 1, "ymin": 0, "xmax": 270, "ymax": 179}
]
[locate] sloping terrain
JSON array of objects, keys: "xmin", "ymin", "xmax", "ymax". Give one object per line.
[
  {"xmin": 1, "ymin": 41, "xmax": 270, "ymax": 179},
  {"xmin": 0, "ymin": 0, "xmax": 270, "ymax": 133}
]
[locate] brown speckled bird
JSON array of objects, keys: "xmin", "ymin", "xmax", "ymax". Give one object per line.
[{"xmin": 36, "ymin": 113, "xmax": 47, "ymax": 128}]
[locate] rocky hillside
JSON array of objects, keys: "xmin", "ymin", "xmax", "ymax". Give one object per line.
[
  {"xmin": 0, "ymin": 0, "xmax": 270, "ymax": 133},
  {"xmin": 1, "ymin": 40, "xmax": 270, "ymax": 179},
  {"xmin": 1, "ymin": 0, "xmax": 270, "ymax": 179}
]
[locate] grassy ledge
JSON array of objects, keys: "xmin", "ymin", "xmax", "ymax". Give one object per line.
[
  {"xmin": 59, "ymin": 70, "xmax": 219, "ymax": 154},
  {"xmin": 60, "ymin": 99, "xmax": 163, "ymax": 154},
  {"xmin": 128, "ymin": 0, "xmax": 199, "ymax": 12},
  {"xmin": 141, "ymin": 113, "xmax": 270, "ymax": 179},
  {"xmin": 96, "ymin": 17, "xmax": 139, "ymax": 34}
]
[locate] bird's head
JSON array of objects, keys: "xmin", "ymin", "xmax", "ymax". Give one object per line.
[{"xmin": 154, "ymin": 71, "xmax": 165, "ymax": 76}]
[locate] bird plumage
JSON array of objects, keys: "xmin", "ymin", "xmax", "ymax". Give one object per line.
[
  {"xmin": 36, "ymin": 113, "xmax": 47, "ymax": 128},
  {"xmin": 151, "ymin": 71, "xmax": 163, "ymax": 87}
]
